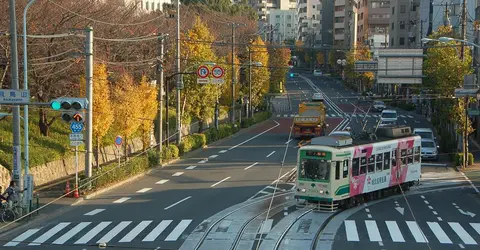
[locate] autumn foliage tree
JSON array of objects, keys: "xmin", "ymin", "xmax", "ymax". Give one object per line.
[
  {"xmin": 248, "ymin": 37, "xmax": 270, "ymax": 106},
  {"xmin": 344, "ymin": 45, "xmax": 374, "ymax": 90},
  {"xmin": 137, "ymin": 76, "xmax": 158, "ymax": 150},
  {"xmin": 269, "ymin": 47, "xmax": 291, "ymax": 93},
  {"xmin": 220, "ymin": 53, "xmax": 241, "ymax": 106}
]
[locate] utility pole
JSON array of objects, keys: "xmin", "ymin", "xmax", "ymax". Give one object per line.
[
  {"xmin": 248, "ymin": 46, "xmax": 252, "ymax": 118},
  {"xmin": 156, "ymin": 34, "xmax": 165, "ymax": 165},
  {"xmin": 85, "ymin": 27, "xmax": 93, "ymax": 178},
  {"xmin": 9, "ymin": 0, "xmax": 22, "ymax": 187},
  {"xmin": 460, "ymin": 0, "xmax": 468, "ymax": 169},
  {"xmin": 175, "ymin": 0, "xmax": 182, "ymax": 144},
  {"xmin": 461, "ymin": 0, "xmax": 467, "ymax": 59},
  {"xmin": 384, "ymin": 26, "xmax": 388, "ymax": 48},
  {"xmin": 229, "ymin": 23, "xmax": 238, "ymax": 123}
]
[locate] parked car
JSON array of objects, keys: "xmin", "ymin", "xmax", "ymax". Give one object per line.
[
  {"xmin": 313, "ymin": 69, "xmax": 323, "ymax": 76},
  {"xmin": 421, "ymin": 138, "xmax": 439, "ymax": 161},
  {"xmin": 373, "ymin": 101, "xmax": 386, "ymax": 112},
  {"xmin": 413, "ymin": 128, "xmax": 436, "ymax": 141},
  {"xmin": 380, "ymin": 109, "xmax": 398, "ymax": 124}
]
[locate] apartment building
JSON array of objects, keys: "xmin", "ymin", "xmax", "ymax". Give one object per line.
[
  {"xmin": 389, "ymin": 0, "xmax": 420, "ymax": 48},
  {"xmin": 268, "ymin": 9, "xmax": 299, "ymax": 43},
  {"xmin": 320, "ymin": 0, "xmax": 334, "ymax": 47},
  {"xmin": 251, "ymin": 0, "xmax": 297, "ymax": 21},
  {"xmin": 297, "ymin": 0, "xmax": 321, "ymax": 44},
  {"xmin": 123, "ymin": 0, "xmax": 172, "ymax": 12},
  {"xmin": 333, "ymin": 0, "xmax": 357, "ymax": 49}
]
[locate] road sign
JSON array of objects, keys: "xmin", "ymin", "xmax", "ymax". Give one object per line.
[
  {"xmin": 115, "ymin": 135, "xmax": 123, "ymax": 147},
  {"xmin": 197, "ymin": 78, "xmax": 210, "ymax": 84},
  {"xmin": 0, "ymin": 89, "xmax": 30, "ymax": 104},
  {"xmin": 211, "ymin": 66, "xmax": 225, "ymax": 78},
  {"xmin": 70, "ymin": 122, "xmax": 84, "ymax": 133},
  {"xmin": 197, "ymin": 66, "xmax": 210, "ymax": 78},
  {"xmin": 70, "ymin": 133, "xmax": 84, "ymax": 141},
  {"xmin": 468, "ymin": 109, "xmax": 480, "ymax": 116},
  {"xmin": 211, "ymin": 78, "xmax": 225, "ymax": 84},
  {"xmin": 70, "ymin": 140, "xmax": 84, "ymax": 146}
]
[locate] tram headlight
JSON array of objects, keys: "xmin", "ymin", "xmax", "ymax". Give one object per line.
[
  {"xmin": 319, "ymin": 190, "xmax": 324, "ymax": 194},
  {"xmin": 301, "ymin": 188, "xmax": 306, "ymax": 192}
]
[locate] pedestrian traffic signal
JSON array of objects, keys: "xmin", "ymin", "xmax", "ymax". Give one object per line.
[{"xmin": 50, "ymin": 97, "xmax": 88, "ymax": 122}]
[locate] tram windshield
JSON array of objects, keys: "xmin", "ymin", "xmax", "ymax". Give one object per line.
[{"xmin": 299, "ymin": 159, "xmax": 330, "ymax": 181}]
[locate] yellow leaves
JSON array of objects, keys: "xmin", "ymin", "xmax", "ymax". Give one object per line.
[
  {"xmin": 453, "ymin": 98, "xmax": 476, "ymax": 136},
  {"xmin": 295, "ymin": 40, "xmax": 304, "ymax": 52},
  {"xmin": 137, "ymin": 76, "xmax": 158, "ymax": 150},
  {"xmin": 112, "ymin": 73, "xmax": 142, "ymax": 140},
  {"xmin": 269, "ymin": 47, "xmax": 291, "ymax": 93},
  {"xmin": 250, "ymin": 36, "xmax": 270, "ymax": 106},
  {"xmin": 316, "ymin": 52, "xmax": 325, "ymax": 64}
]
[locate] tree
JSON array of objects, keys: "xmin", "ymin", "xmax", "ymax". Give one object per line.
[
  {"xmin": 248, "ymin": 36, "xmax": 270, "ymax": 106},
  {"xmin": 137, "ymin": 76, "xmax": 158, "ymax": 150},
  {"xmin": 269, "ymin": 47, "xmax": 291, "ymax": 93},
  {"xmin": 79, "ymin": 63, "xmax": 114, "ymax": 166},
  {"xmin": 181, "ymin": 16, "xmax": 220, "ymax": 131},
  {"xmin": 453, "ymin": 98, "xmax": 476, "ymax": 137},
  {"xmin": 316, "ymin": 52, "xmax": 325, "ymax": 66},
  {"xmin": 344, "ymin": 45, "xmax": 374, "ymax": 90},
  {"xmin": 220, "ymin": 53, "xmax": 241, "ymax": 106},
  {"xmin": 112, "ymin": 73, "xmax": 142, "ymax": 157}
]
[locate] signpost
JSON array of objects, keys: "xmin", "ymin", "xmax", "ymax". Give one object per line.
[
  {"xmin": 115, "ymin": 136, "xmax": 123, "ymax": 167},
  {"xmin": 197, "ymin": 65, "xmax": 210, "ymax": 84},
  {"xmin": 68, "ymin": 116, "xmax": 85, "ymax": 198},
  {"xmin": 0, "ymin": 89, "xmax": 30, "ymax": 104}
]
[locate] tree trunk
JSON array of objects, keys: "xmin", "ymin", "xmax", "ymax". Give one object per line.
[
  {"xmin": 123, "ymin": 135, "xmax": 128, "ymax": 161},
  {"xmin": 198, "ymin": 120, "xmax": 204, "ymax": 133},
  {"xmin": 95, "ymin": 137, "xmax": 100, "ymax": 169},
  {"xmin": 38, "ymin": 109, "xmax": 50, "ymax": 136}
]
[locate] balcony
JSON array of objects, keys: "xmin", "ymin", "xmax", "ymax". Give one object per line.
[
  {"xmin": 335, "ymin": 11, "xmax": 345, "ymax": 17},
  {"xmin": 335, "ymin": 34, "xmax": 345, "ymax": 40},
  {"xmin": 335, "ymin": 0, "xmax": 345, "ymax": 6},
  {"xmin": 334, "ymin": 22, "xmax": 344, "ymax": 29}
]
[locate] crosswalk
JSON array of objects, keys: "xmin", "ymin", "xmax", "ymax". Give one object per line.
[
  {"xmin": 4, "ymin": 219, "xmax": 194, "ymax": 247},
  {"xmin": 344, "ymin": 220, "xmax": 480, "ymax": 245},
  {"xmin": 275, "ymin": 113, "xmax": 416, "ymax": 119}
]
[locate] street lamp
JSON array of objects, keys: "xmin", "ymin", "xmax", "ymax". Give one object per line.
[{"xmin": 337, "ymin": 58, "xmax": 347, "ymax": 80}]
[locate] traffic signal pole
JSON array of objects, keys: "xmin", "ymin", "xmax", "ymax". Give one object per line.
[{"xmin": 85, "ymin": 27, "xmax": 93, "ymax": 178}]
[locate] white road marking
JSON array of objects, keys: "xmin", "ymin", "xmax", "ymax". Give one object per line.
[
  {"xmin": 421, "ymin": 195, "xmax": 425, "ymax": 199},
  {"xmin": 385, "ymin": 221, "xmax": 405, "ymax": 242},
  {"xmin": 84, "ymin": 209, "xmax": 105, "ymax": 216},
  {"xmin": 345, "ymin": 220, "xmax": 360, "ymax": 241},
  {"xmin": 452, "ymin": 203, "xmax": 457, "ymax": 205},
  {"xmin": 471, "ymin": 223, "xmax": 480, "ymax": 235},
  {"xmin": 198, "ymin": 159, "xmax": 207, "ymax": 163},
  {"xmin": 219, "ymin": 150, "xmax": 227, "ymax": 153},
  {"xmin": 165, "ymin": 220, "xmax": 193, "ymax": 241},
  {"xmin": 285, "ymin": 139, "xmax": 292, "ymax": 144},
  {"xmin": 399, "ymin": 115, "xmax": 406, "ymax": 118},
  {"xmin": 4, "ymin": 229, "xmax": 41, "ymax": 246},
  {"xmin": 53, "ymin": 222, "xmax": 91, "ymax": 245},
  {"xmin": 119, "ymin": 220, "xmax": 153, "ymax": 243},
  {"xmin": 407, "ymin": 115, "xmax": 414, "ymax": 118},
  {"xmin": 424, "ymin": 200, "xmax": 429, "ymax": 205},
  {"xmin": 266, "ymin": 151, "xmax": 276, "ymax": 157},
  {"xmin": 432, "ymin": 211, "xmax": 438, "ymax": 215},
  {"xmin": 365, "ymin": 220, "xmax": 382, "ymax": 242},
  {"xmin": 259, "ymin": 219, "xmax": 274, "ymax": 234},
  {"xmin": 244, "ymin": 162, "xmax": 258, "ymax": 170},
  {"xmin": 186, "ymin": 166, "xmax": 197, "ymax": 170},
  {"xmin": 290, "ymin": 114, "xmax": 295, "ymax": 117},
  {"xmin": 74, "ymin": 222, "xmax": 111, "ymax": 244},
  {"xmin": 276, "ymin": 114, "xmax": 280, "ymax": 117},
  {"xmin": 143, "ymin": 220, "xmax": 173, "ymax": 242},
  {"xmin": 136, "ymin": 188, "xmax": 152, "ymax": 193},
  {"xmin": 156, "ymin": 179, "xmax": 169, "ymax": 184},
  {"xmin": 29, "ymin": 222, "xmax": 70, "ymax": 246},
  {"xmin": 172, "ymin": 172, "xmax": 184, "ymax": 176},
  {"xmin": 461, "ymin": 172, "xmax": 480, "ymax": 193},
  {"xmin": 438, "ymin": 217, "xmax": 443, "ymax": 221},
  {"xmin": 228, "ymin": 120, "xmax": 280, "ymax": 150},
  {"xmin": 406, "ymin": 221, "xmax": 428, "ymax": 243},
  {"xmin": 211, "ymin": 177, "xmax": 231, "ymax": 187},
  {"xmin": 365, "ymin": 208, "xmax": 370, "ymax": 213},
  {"xmin": 97, "ymin": 221, "xmax": 132, "ymax": 243},
  {"xmin": 459, "ymin": 244, "xmax": 465, "ymax": 248},
  {"xmin": 449, "ymin": 222, "xmax": 477, "ymax": 244},
  {"xmin": 164, "ymin": 196, "xmax": 192, "ymax": 210},
  {"xmin": 427, "ymin": 222, "xmax": 452, "ymax": 244},
  {"xmin": 378, "ymin": 242, "xmax": 384, "ymax": 246},
  {"xmin": 113, "ymin": 197, "xmax": 130, "ymax": 203},
  {"xmin": 404, "ymin": 120, "xmax": 407, "ymax": 124},
  {"xmin": 209, "ymin": 155, "xmax": 218, "ymax": 159},
  {"xmin": 428, "ymin": 205, "xmax": 433, "ymax": 209},
  {"xmin": 367, "ymin": 214, "xmax": 372, "ymax": 218}
]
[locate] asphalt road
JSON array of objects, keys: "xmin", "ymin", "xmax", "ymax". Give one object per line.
[{"xmin": 0, "ymin": 118, "xmax": 298, "ymax": 249}]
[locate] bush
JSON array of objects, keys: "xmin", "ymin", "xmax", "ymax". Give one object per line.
[
  {"xmin": 253, "ymin": 111, "xmax": 272, "ymax": 123},
  {"xmin": 241, "ymin": 118, "xmax": 255, "ymax": 128},
  {"xmin": 88, "ymin": 156, "xmax": 149, "ymax": 192},
  {"xmin": 178, "ymin": 133, "xmax": 206, "ymax": 155},
  {"xmin": 454, "ymin": 153, "xmax": 474, "ymax": 166},
  {"xmin": 162, "ymin": 144, "xmax": 179, "ymax": 161},
  {"xmin": 147, "ymin": 150, "xmax": 161, "ymax": 167}
]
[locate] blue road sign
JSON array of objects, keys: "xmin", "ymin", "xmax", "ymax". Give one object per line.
[
  {"xmin": 115, "ymin": 136, "xmax": 123, "ymax": 147},
  {"xmin": 70, "ymin": 122, "xmax": 84, "ymax": 133}
]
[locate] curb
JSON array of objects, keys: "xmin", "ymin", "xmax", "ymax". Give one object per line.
[{"xmin": 71, "ymin": 116, "xmax": 275, "ymax": 206}]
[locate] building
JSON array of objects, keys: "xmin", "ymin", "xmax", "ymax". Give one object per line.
[
  {"xmin": 297, "ymin": 0, "xmax": 321, "ymax": 44},
  {"xmin": 333, "ymin": 0, "xmax": 357, "ymax": 49},
  {"xmin": 251, "ymin": 0, "xmax": 297, "ymax": 21},
  {"xmin": 268, "ymin": 9, "xmax": 299, "ymax": 43},
  {"xmin": 320, "ymin": 0, "xmax": 334, "ymax": 47},
  {"xmin": 121, "ymin": 0, "xmax": 172, "ymax": 12},
  {"xmin": 389, "ymin": 0, "xmax": 420, "ymax": 48}
]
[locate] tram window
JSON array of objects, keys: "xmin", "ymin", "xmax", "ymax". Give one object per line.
[
  {"xmin": 360, "ymin": 157, "xmax": 367, "ymax": 174},
  {"xmin": 367, "ymin": 155, "xmax": 375, "ymax": 173},
  {"xmin": 407, "ymin": 148, "xmax": 413, "ymax": 164},
  {"xmin": 352, "ymin": 158, "xmax": 360, "ymax": 176},
  {"xmin": 343, "ymin": 160, "xmax": 348, "ymax": 178},
  {"xmin": 414, "ymin": 146, "xmax": 420, "ymax": 162},
  {"xmin": 401, "ymin": 149, "xmax": 407, "ymax": 166},
  {"xmin": 335, "ymin": 162, "xmax": 340, "ymax": 180},
  {"xmin": 376, "ymin": 154, "xmax": 383, "ymax": 171},
  {"xmin": 391, "ymin": 150, "xmax": 397, "ymax": 167},
  {"xmin": 384, "ymin": 152, "xmax": 390, "ymax": 169}
]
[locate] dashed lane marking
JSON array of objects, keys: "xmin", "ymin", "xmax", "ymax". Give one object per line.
[
  {"xmin": 113, "ymin": 197, "xmax": 130, "ymax": 204},
  {"xmin": 172, "ymin": 172, "xmax": 184, "ymax": 177},
  {"xmin": 186, "ymin": 166, "xmax": 196, "ymax": 170},
  {"xmin": 136, "ymin": 188, "xmax": 152, "ymax": 193},
  {"xmin": 84, "ymin": 209, "xmax": 105, "ymax": 216},
  {"xmin": 156, "ymin": 179, "xmax": 169, "ymax": 184}
]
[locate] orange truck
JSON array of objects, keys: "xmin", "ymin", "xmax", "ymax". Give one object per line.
[{"xmin": 293, "ymin": 102, "xmax": 327, "ymax": 138}]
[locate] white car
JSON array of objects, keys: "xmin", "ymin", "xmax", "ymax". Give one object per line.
[
  {"xmin": 373, "ymin": 101, "xmax": 386, "ymax": 112},
  {"xmin": 313, "ymin": 69, "xmax": 323, "ymax": 76},
  {"xmin": 380, "ymin": 109, "xmax": 397, "ymax": 124},
  {"xmin": 413, "ymin": 128, "xmax": 435, "ymax": 141},
  {"xmin": 329, "ymin": 130, "xmax": 351, "ymax": 137},
  {"xmin": 421, "ymin": 138, "xmax": 439, "ymax": 161},
  {"xmin": 312, "ymin": 93, "xmax": 325, "ymax": 102}
]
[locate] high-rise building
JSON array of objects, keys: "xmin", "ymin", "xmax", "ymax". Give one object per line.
[
  {"xmin": 389, "ymin": 0, "xmax": 420, "ymax": 48},
  {"xmin": 297, "ymin": 0, "xmax": 320, "ymax": 44},
  {"xmin": 268, "ymin": 9, "xmax": 299, "ymax": 43},
  {"xmin": 333, "ymin": 0, "xmax": 357, "ymax": 49},
  {"xmin": 251, "ymin": 0, "xmax": 297, "ymax": 21}
]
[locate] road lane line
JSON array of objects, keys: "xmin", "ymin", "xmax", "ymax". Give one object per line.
[
  {"xmin": 421, "ymin": 195, "xmax": 425, "ymax": 199},
  {"xmin": 211, "ymin": 177, "xmax": 231, "ymax": 187},
  {"xmin": 143, "ymin": 220, "xmax": 173, "ymax": 242},
  {"xmin": 285, "ymin": 139, "xmax": 292, "ymax": 144},
  {"xmin": 228, "ymin": 120, "xmax": 280, "ymax": 150},
  {"xmin": 406, "ymin": 221, "xmax": 428, "ymax": 243},
  {"xmin": 385, "ymin": 221, "xmax": 405, "ymax": 242},
  {"xmin": 459, "ymin": 244, "xmax": 465, "ymax": 248},
  {"xmin": 172, "ymin": 172, "xmax": 184, "ymax": 176},
  {"xmin": 424, "ymin": 200, "xmax": 429, "ymax": 205},
  {"xmin": 84, "ymin": 209, "xmax": 105, "ymax": 216},
  {"xmin": 367, "ymin": 214, "xmax": 372, "ymax": 218},
  {"xmin": 74, "ymin": 222, "xmax": 111, "ymax": 244},
  {"xmin": 156, "ymin": 179, "xmax": 169, "ymax": 184},
  {"xmin": 245, "ymin": 162, "xmax": 258, "ymax": 170},
  {"xmin": 136, "ymin": 188, "xmax": 152, "ymax": 193},
  {"xmin": 113, "ymin": 197, "xmax": 130, "ymax": 203},
  {"xmin": 53, "ymin": 222, "xmax": 91, "ymax": 245},
  {"xmin": 4, "ymin": 228, "xmax": 40, "ymax": 246},
  {"xmin": 219, "ymin": 150, "xmax": 227, "ymax": 153},
  {"xmin": 186, "ymin": 166, "xmax": 197, "ymax": 170},
  {"xmin": 428, "ymin": 205, "xmax": 433, "ymax": 209},
  {"xmin": 165, "ymin": 220, "xmax": 193, "ymax": 241},
  {"xmin": 449, "ymin": 222, "xmax": 477, "ymax": 244},
  {"xmin": 266, "ymin": 151, "xmax": 276, "ymax": 157},
  {"xmin": 259, "ymin": 219, "xmax": 273, "ymax": 234},
  {"xmin": 471, "ymin": 223, "xmax": 480, "ymax": 235},
  {"xmin": 427, "ymin": 222, "xmax": 452, "ymax": 244},
  {"xmin": 365, "ymin": 208, "xmax": 370, "ymax": 213},
  {"xmin": 209, "ymin": 155, "xmax": 218, "ymax": 159},
  {"xmin": 96, "ymin": 221, "xmax": 131, "ymax": 244},
  {"xmin": 164, "ymin": 196, "xmax": 192, "ymax": 210},
  {"xmin": 198, "ymin": 159, "xmax": 207, "ymax": 163},
  {"xmin": 119, "ymin": 220, "xmax": 153, "ymax": 243},
  {"xmin": 28, "ymin": 222, "xmax": 70, "ymax": 246},
  {"xmin": 365, "ymin": 220, "xmax": 382, "ymax": 242},
  {"xmin": 438, "ymin": 217, "xmax": 443, "ymax": 221},
  {"xmin": 461, "ymin": 172, "xmax": 480, "ymax": 193},
  {"xmin": 344, "ymin": 220, "xmax": 359, "ymax": 241},
  {"xmin": 432, "ymin": 211, "xmax": 438, "ymax": 215}
]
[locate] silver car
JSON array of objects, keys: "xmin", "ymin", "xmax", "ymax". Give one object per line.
[{"xmin": 421, "ymin": 139, "xmax": 439, "ymax": 161}]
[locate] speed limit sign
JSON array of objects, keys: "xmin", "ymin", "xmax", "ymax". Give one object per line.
[{"xmin": 211, "ymin": 66, "xmax": 225, "ymax": 78}]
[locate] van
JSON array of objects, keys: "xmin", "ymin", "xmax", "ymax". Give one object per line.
[{"xmin": 380, "ymin": 109, "xmax": 397, "ymax": 124}]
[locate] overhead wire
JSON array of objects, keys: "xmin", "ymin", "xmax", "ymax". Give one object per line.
[{"xmin": 29, "ymin": 49, "xmax": 76, "ymax": 61}]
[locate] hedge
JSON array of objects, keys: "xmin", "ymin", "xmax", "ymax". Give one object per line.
[
  {"xmin": 454, "ymin": 153, "xmax": 474, "ymax": 166},
  {"xmin": 178, "ymin": 133, "xmax": 207, "ymax": 155}
]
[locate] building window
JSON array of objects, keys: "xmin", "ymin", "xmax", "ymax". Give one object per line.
[
  {"xmin": 157, "ymin": 3, "xmax": 160, "ymax": 9},
  {"xmin": 313, "ymin": 5, "xmax": 315, "ymax": 8},
  {"xmin": 287, "ymin": 23, "xmax": 291, "ymax": 27},
  {"xmin": 391, "ymin": 38, "xmax": 394, "ymax": 46},
  {"xmin": 400, "ymin": 5, "xmax": 406, "ymax": 13},
  {"xmin": 400, "ymin": 37, "xmax": 405, "ymax": 45},
  {"xmin": 146, "ymin": 1, "xmax": 149, "ymax": 10},
  {"xmin": 312, "ymin": 15, "xmax": 315, "ymax": 19},
  {"xmin": 392, "ymin": 6, "xmax": 395, "ymax": 15},
  {"xmin": 400, "ymin": 22, "xmax": 405, "ymax": 29},
  {"xmin": 391, "ymin": 22, "xmax": 394, "ymax": 30},
  {"xmin": 151, "ymin": 2, "xmax": 154, "ymax": 10}
]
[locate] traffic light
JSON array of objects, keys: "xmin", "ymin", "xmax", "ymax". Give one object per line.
[
  {"xmin": 50, "ymin": 97, "xmax": 88, "ymax": 122},
  {"xmin": 289, "ymin": 73, "xmax": 294, "ymax": 77}
]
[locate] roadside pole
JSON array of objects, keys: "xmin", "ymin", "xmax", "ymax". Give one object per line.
[
  {"xmin": 85, "ymin": 27, "xmax": 93, "ymax": 179},
  {"xmin": 156, "ymin": 34, "xmax": 166, "ymax": 165},
  {"xmin": 75, "ymin": 145, "xmax": 79, "ymax": 192}
]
